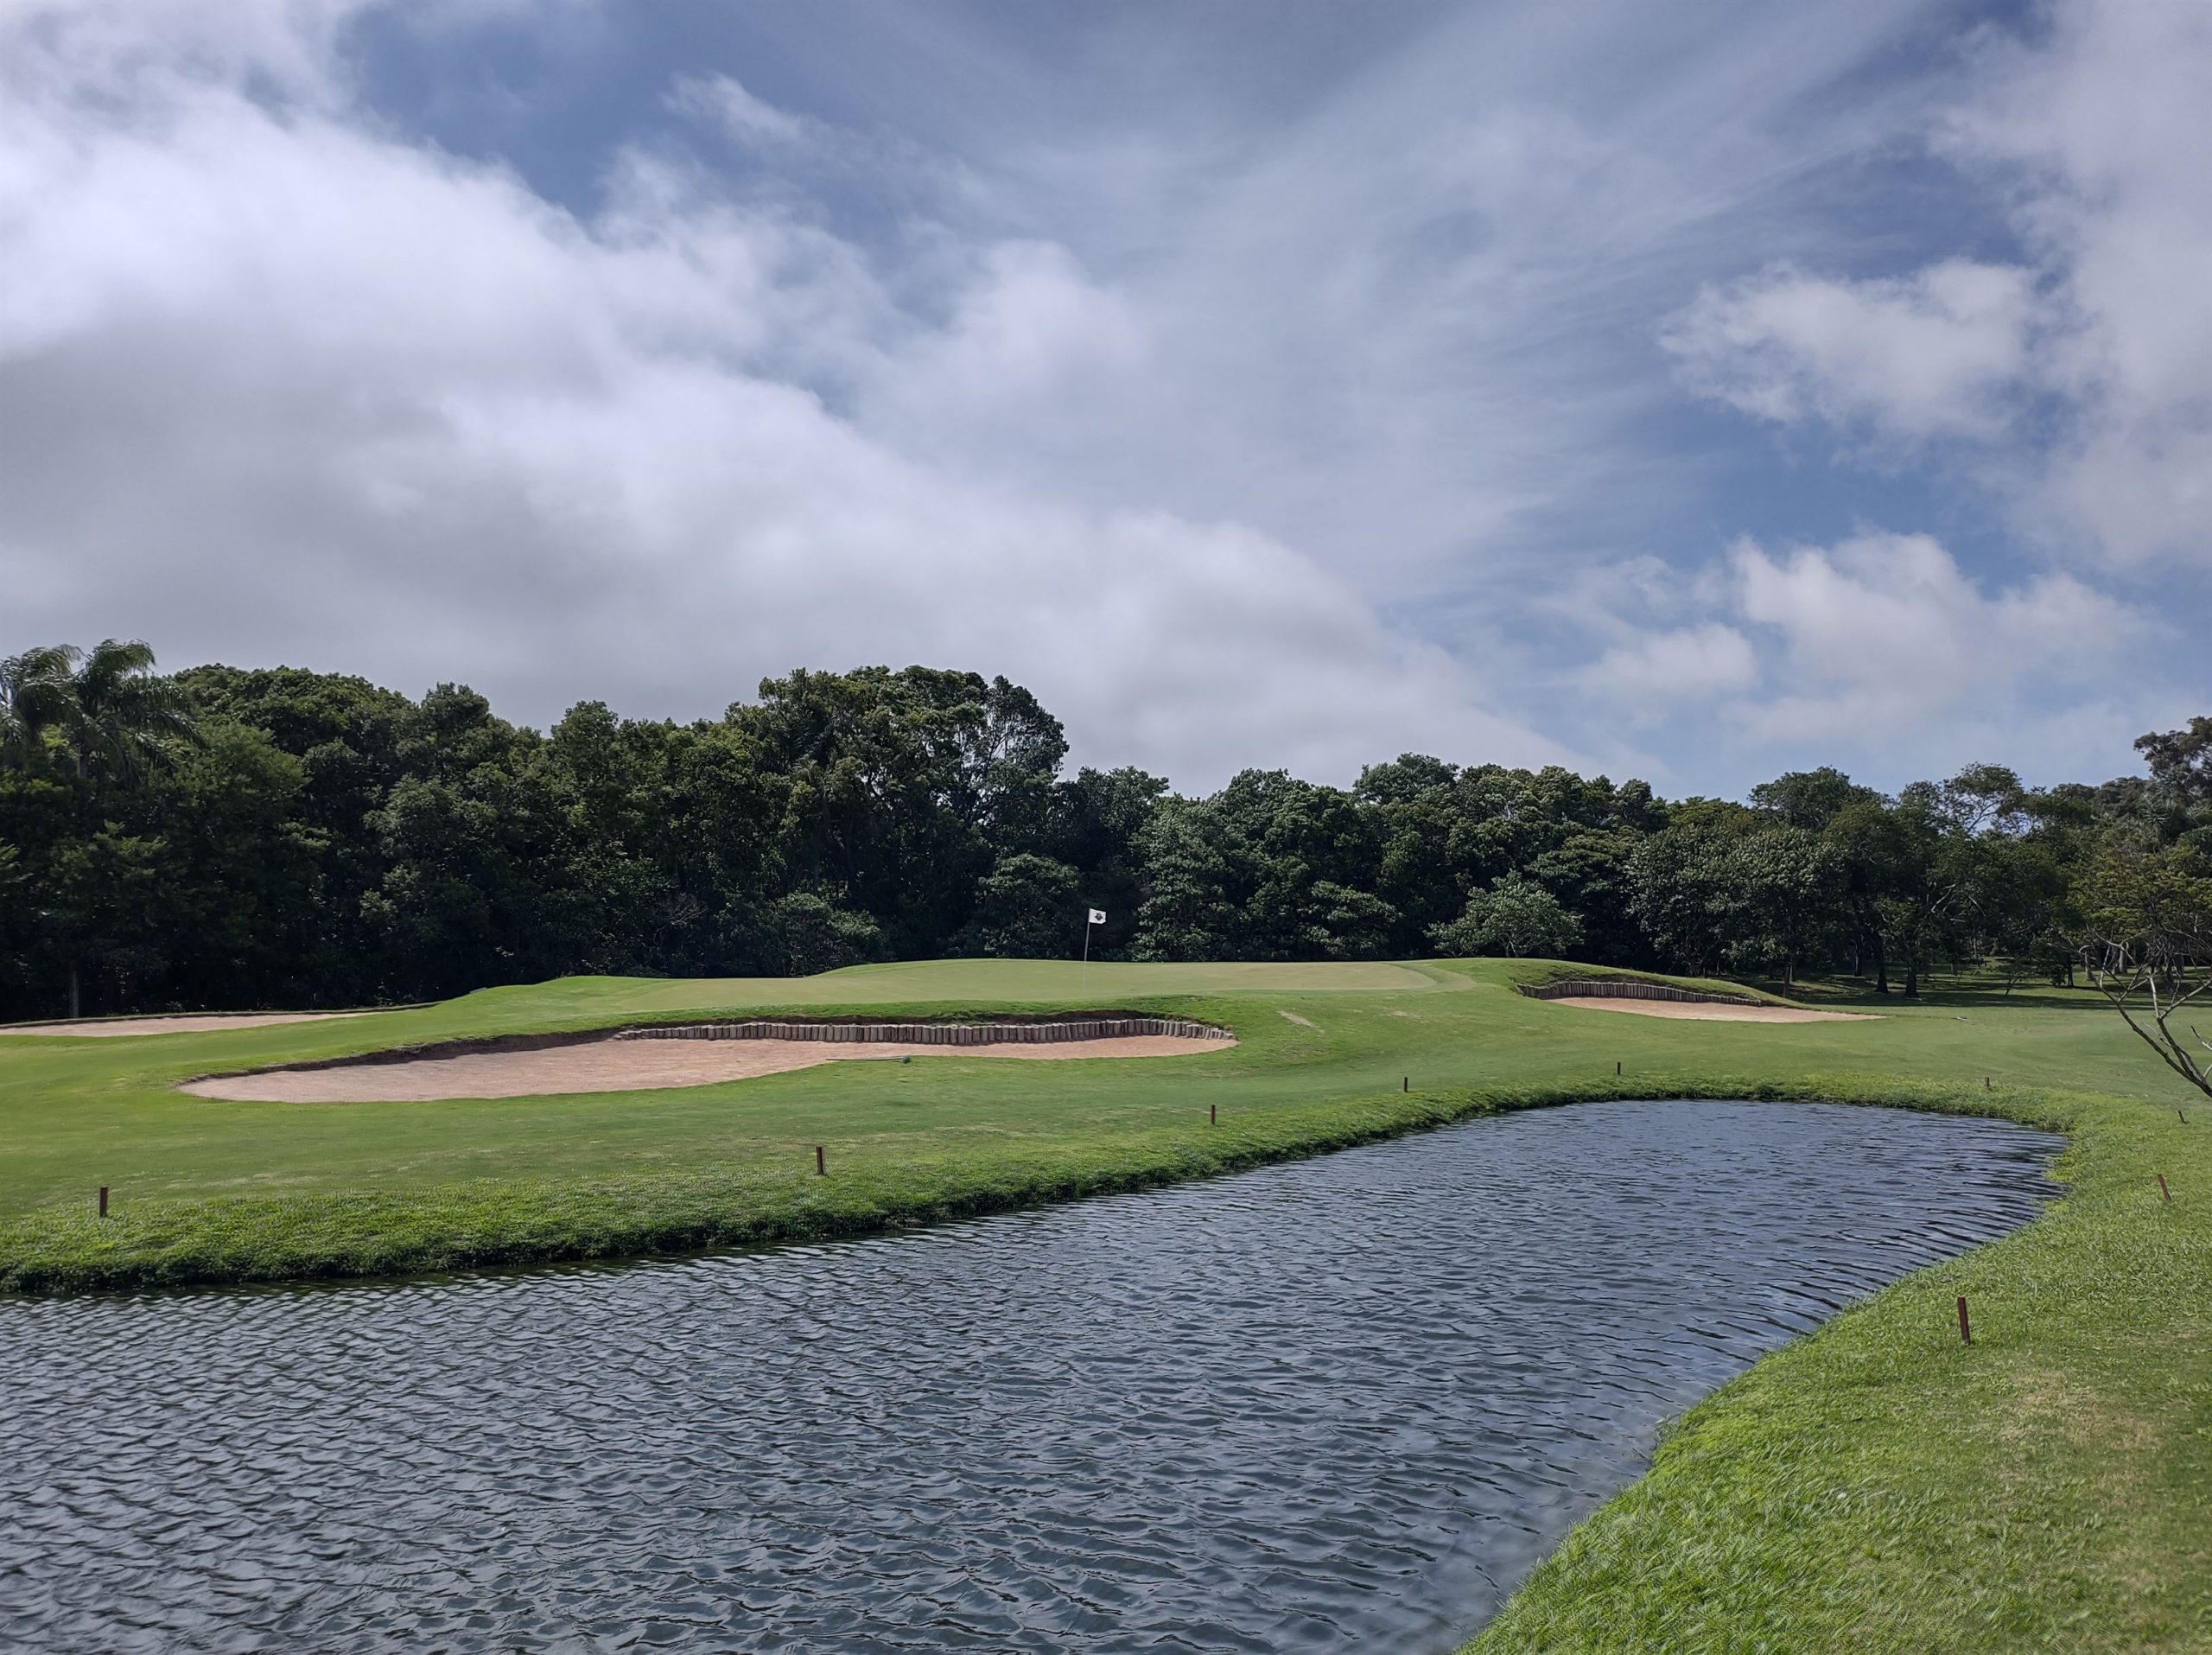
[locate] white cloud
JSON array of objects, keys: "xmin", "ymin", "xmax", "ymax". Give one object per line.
[
  {"xmin": 2, "ymin": 0, "xmax": 2188, "ymax": 803},
  {"xmin": 1663, "ymin": 259, "xmax": 2041, "ymax": 439},
  {"xmin": 1561, "ymin": 530, "xmax": 2161, "ymax": 786},
  {"xmin": 1727, "ymin": 531, "xmax": 2139, "ymax": 742},
  {"xmin": 1578, "ymin": 624, "xmax": 1758, "ymax": 714},
  {"xmin": 1667, "ymin": 0, "xmax": 2212, "ymax": 568},
  {"xmin": 860, "ymin": 240, "xmax": 1152, "ymax": 468},
  {"xmin": 670, "ymin": 74, "xmax": 817, "ymax": 149},
  {"xmin": 0, "ymin": 0, "xmax": 1573, "ymax": 789},
  {"xmin": 1946, "ymin": 0, "xmax": 2212, "ymax": 565}
]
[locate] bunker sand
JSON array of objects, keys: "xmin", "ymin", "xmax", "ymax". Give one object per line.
[
  {"xmin": 182, "ymin": 1034, "xmax": 1235, "ymax": 1103},
  {"xmin": 8, "ymin": 1013, "xmax": 367, "ymax": 1039},
  {"xmin": 1551, "ymin": 996, "xmax": 1874, "ymax": 1023}
]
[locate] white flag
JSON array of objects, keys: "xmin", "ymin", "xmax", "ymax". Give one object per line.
[{"xmin": 1088, "ymin": 908, "xmax": 1107, "ymax": 926}]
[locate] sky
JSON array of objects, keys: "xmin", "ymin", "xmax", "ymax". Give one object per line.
[{"xmin": 3, "ymin": 0, "xmax": 2207, "ymax": 797}]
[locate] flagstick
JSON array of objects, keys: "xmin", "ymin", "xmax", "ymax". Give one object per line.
[{"xmin": 1081, "ymin": 908, "xmax": 1103, "ymax": 996}]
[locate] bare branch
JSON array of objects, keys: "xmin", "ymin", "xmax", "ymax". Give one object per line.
[{"xmin": 2094, "ymin": 973, "xmax": 2212, "ymax": 1098}]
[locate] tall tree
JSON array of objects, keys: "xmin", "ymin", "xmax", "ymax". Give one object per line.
[
  {"xmin": 2, "ymin": 641, "xmax": 202, "ymax": 1015},
  {"xmin": 58, "ymin": 640, "xmax": 200, "ymax": 780},
  {"xmin": 1626, "ymin": 823, "xmax": 1737, "ymax": 976},
  {"xmin": 2134, "ymin": 716, "xmax": 2212, "ymax": 805},
  {"xmin": 1725, "ymin": 827, "xmax": 1845, "ymax": 987},
  {"xmin": 0, "ymin": 646, "xmax": 77, "ymax": 770},
  {"xmin": 1431, "ymin": 872, "xmax": 1584, "ymax": 959},
  {"xmin": 1133, "ymin": 799, "xmax": 1239, "ymax": 962}
]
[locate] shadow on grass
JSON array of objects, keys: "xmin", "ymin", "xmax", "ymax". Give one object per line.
[{"xmin": 1741, "ymin": 971, "xmax": 2109, "ymax": 1014}]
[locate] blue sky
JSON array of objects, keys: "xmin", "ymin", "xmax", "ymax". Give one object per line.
[{"xmin": 3, "ymin": 0, "xmax": 2206, "ymax": 795}]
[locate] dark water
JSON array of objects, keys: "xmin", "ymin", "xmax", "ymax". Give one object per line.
[{"xmin": 0, "ymin": 1100, "xmax": 2057, "ymax": 1653}]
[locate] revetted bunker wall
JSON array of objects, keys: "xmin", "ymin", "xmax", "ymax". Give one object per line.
[
  {"xmin": 1516, "ymin": 979, "xmax": 1759, "ymax": 1007},
  {"xmin": 183, "ymin": 1014, "xmax": 1236, "ymax": 1087}
]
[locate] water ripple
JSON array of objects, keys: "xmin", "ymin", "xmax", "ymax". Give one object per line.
[{"xmin": 0, "ymin": 1100, "xmax": 2056, "ymax": 1652}]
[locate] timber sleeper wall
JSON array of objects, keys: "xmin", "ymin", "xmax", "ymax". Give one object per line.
[{"xmin": 1517, "ymin": 979, "xmax": 1759, "ymax": 1006}]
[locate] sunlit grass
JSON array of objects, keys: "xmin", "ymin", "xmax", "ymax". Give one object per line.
[{"xmin": 3, "ymin": 956, "xmax": 2208, "ymax": 1647}]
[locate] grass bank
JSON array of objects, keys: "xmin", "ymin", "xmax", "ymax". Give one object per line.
[
  {"xmin": 0, "ymin": 958, "xmax": 2066, "ymax": 1293},
  {"xmin": 3, "ymin": 958, "xmax": 2209, "ymax": 1648}
]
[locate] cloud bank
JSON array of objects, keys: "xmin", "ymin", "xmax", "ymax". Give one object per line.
[
  {"xmin": 0, "ymin": 0, "xmax": 1580, "ymax": 787},
  {"xmin": 1, "ymin": 0, "xmax": 2201, "ymax": 797}
]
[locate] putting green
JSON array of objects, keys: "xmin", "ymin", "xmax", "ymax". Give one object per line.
[{"xmin": 563, "ymin": 957, "xmax": 1459, "ymax": 1012}]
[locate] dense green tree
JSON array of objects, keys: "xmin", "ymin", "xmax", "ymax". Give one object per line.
[
  {"xmin": 1750, "ymin": 767, "xmax": 1879, "ymax": 831},
  {"xmin": 147, "ymin": 723, "xmax": 324, "ymax": 1009},
  {"xmin": 1040, "ymin": 766, "xmax": 1166, "ymax": 958},
  {"xmin": 1523, "ymin": 830, "xmax": 1646, "ymax": 967},
  {"xmin": 57, "ymin": 640, "xmax": 200, "ymax": 780},
  {"xmin": 1724, "ymin": 827, "xmax": 1845, "ymax": 986},
  {"xmin": 1819, "ymin": 794, "xmax": 1907, "ymax": 991},
  {"xmin": 1626, "ymin": 824, "xmax": 1738, "ymax": 976},
  {"xmin": 1, "ymin": 646, "xmax": 78, "ymax": 769},
  {"xmin": 968, "ymin": 853, "xmax": 1085, "ymax": 958},
  {"xmin": 1431, "ymin": 872, "xmax": 1584, "ymax": 959},
  {"xmin": 1133, "ymin": 799, "xmax": 1239, "ymax": 962},
  {"xmin": 3, "ymin": 635, "xmax": 2202, "ymax": 1020},
  {"xmin": 1357, "ymin": 757, "xmax": 1656, "ymax": 959},
  {"xmin": 733, "ymin": 891, "xmax": 885, "ymax": 977},
  {"xmin": 0, "ymin": 641, "xmax": 205, "ymax": 1014},
  {"xmin": 2134, "ymin": 717, "xmax": 2212, "ymax": 805}
]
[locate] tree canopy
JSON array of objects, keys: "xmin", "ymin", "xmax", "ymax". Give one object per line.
[{"xmin": 1, "ymin": 639, "xmax": 2203, "ymax": 1022}]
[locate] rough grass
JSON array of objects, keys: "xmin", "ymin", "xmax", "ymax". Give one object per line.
[{"xmin": 3, "ymin": 956, "xmax": 2209, "ymax": 1649}]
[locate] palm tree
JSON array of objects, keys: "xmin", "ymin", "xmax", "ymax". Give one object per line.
[
  {"xmin": 60, "ymin": 639, "xmax": 200, "ymax": 780},
  {"xmin": 0, "ymin": 644, "xmax": 79, "ymax": 769},
  {"xmin": 3, "ymin": 640, "xmax": 200, "ymax": 1015}
]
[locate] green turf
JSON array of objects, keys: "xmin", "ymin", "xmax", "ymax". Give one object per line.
[{"xmin": 2, "ymin": 957, "xmax": 2208, "ymax": 1649}]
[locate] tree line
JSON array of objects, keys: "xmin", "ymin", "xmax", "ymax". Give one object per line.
[{"xmin": 3, "ymin": 640, "xmax": 2209, "ymax": 1022}]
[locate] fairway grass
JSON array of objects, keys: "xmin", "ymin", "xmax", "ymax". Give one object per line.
[{"xmin": 3, "ymin": 957, "xmax": 2209, "ymax": 1650}]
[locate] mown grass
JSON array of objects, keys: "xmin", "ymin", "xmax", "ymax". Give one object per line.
[
  {"xmin": 3, "ymin": 956, "xmax": 2209, "ymax": 1649},
  {"xmin": 1465, "ymin": 1076, "xmax": 2211, "ymax": 1653}
]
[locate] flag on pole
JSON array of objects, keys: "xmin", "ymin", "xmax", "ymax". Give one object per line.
[{"xmin": 1088, "ymin": 908, "xmax": 1107, "ymax": 926}]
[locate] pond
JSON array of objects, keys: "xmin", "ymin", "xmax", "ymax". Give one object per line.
[{"xmin": 0, "ymin": 1100, "xmax": 2058, "ymax": 1652}]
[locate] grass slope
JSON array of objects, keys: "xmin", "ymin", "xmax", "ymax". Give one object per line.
[{"xmin": 2, "ymin": 957, "xmax": 2208, "ymax": 1649}]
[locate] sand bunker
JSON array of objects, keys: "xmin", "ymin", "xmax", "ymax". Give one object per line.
[
  {"xmin": 182, "ymin": 1033, "xmax": 1232, "ymax": 1103},
  {"xmin": 1549, "ymin": 996, "xmax": 1873, "ymax": 1023},
  {"xmin": 7, "ymin": 1012, "xmax": 367, "ymax": 1039}
]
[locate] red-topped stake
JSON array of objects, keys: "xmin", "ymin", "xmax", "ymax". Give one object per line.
[{"xmin": 1956, "ymin": 1295, "xmax": 1972, "ymax": 1345}]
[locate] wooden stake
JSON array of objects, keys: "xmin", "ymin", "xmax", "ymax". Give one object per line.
[
  {"xmin": 1956, "ymin": 1295, "xmax": 1971, "ymax": 1346},
  {"xmin": 1984, "ymin": 1076, "xmax": 1991, "ymax": 1090},
  {"xmin": 1615, "ymin": 1061, "xmax": 1622, "ymax": 1076},
  {"xmin": 815, "ymin": 1145, "xmax": 826, "ymax": 1176},
  {"xmin": 1402, "ymin": 1076, "xmax": 1408, "ymax": 1092},
  {"xmin": 1209, "ymin": 1104, "xmax": 1217, "ymax": 1125},
  {"xmin": 2158, "ymin": 1173, "xmax": 2171, "ymax": 1203},
  {"xmin": 98, "ymin": 1185, "xmax": 108, "ymax": 1219}
]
